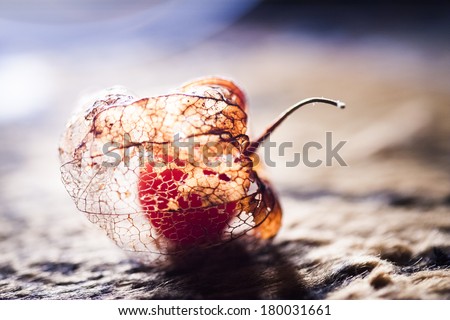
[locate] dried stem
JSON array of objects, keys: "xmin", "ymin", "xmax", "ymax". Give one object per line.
[{"xmin": 244, "ymin": 97, "xmax": 345, "ymax": 156}]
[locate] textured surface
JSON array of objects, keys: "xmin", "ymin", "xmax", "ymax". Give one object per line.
[{"xmin": 1, "ymin": 4, "xmax": 450, "ymax": 299}]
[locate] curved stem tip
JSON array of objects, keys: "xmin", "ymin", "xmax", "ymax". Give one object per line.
[{"xmin": 244, "ymin": 97, "xmax": 345, "ymax": 156}]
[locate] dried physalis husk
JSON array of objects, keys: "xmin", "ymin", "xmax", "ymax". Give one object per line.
[{"xmin": 59, "ymin": 77, "xmax": 344, "ymax": 264}]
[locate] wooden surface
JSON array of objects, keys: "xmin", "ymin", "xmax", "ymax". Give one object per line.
[{"xmin": 0, "ymin": 4, "xmax": 449, "ymax": 299}]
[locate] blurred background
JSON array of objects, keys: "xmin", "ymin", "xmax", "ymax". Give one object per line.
[{"xmin": 0, "ymin": 0, "xmax": 449, "ymax": 299}]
